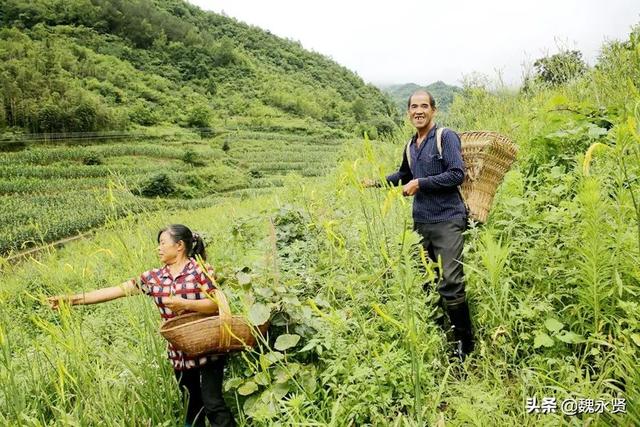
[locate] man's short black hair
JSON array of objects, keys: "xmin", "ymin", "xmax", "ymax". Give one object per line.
[{"xmin": 407, "ymin": 90, "xmax": 436, "ymax": 110}]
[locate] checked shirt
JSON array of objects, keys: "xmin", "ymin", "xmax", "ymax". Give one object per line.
[{"xmin": 133, "ymin": 257, "xmax": 219, "ymax": 370}]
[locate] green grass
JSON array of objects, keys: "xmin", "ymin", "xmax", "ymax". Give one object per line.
[{"xmin": 0, "ymin": 129, "xmax": 637, "ymax": 424}]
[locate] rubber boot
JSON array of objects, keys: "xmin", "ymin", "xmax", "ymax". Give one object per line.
[{"xmin": 444, "ymin": 298, "xmax": 475, "ymax": 361}]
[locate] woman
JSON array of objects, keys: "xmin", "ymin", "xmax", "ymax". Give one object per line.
[{"xmin": 48, "ymin": 224, "xmax": 236, "ymax": 427}]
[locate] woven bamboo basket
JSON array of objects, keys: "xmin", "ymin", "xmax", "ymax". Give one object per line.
[
  {"xmin": 159, "ymin": 288, "xmax": 268, "ymax": 357},
  {"xmin": 458, "ymin": 131, "xmax": 517, "ymax": 223}
]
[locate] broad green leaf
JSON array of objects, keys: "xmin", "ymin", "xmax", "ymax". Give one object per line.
[
  {"xmin": 534, "ymin": 332, "xmax": 554, "ymax": 349},
  {"xmin": 587, "ymin": 125, "xmax": 608, "ymax": 138},
  {"xmin": 300, "ymin": 367, "xmax": 317, "ymax": 393},
  {"xmin": 224, "ymin": 377, "xmax": 243, "ymax": 391},
  {"xmin": 274, "ymin": 363, "xmax": 301, "ymax": 383},
  {"xmin": 236, "ymin": 271, "xmax": 251, "ymax": 285},
  {"xmin": 243, "ymin": 395, "xmax": 259, "ymax": 414},
  {"xmin": 548, "ymin": 94, "xmax": 570, "ymax": 107},
  {"xmin": 259, "ymin": 354, "xmax": 273, "ymax": 370},
  {"xmin": 630, "ymin": 333, "xmax": 640, "ymax": 347},
  {"xmin": 261, "ymin": 382, "xmax": 290, "ymax": 403},
  {"xmin": 556, "ymin": 331, "xmax": 586, "ymax": 344},
  {"xmin": 248, "ymin": 303, "xmax": 270, "ymax": 326},
  {"xmin": 264, "ymin": 351, "xmax": 285, "ymax": 364},
  {"xmin": 238, "ymin": 380, "xmax": 258, "ymax": 396},
  {"xmin": 253, "ymin": 371, "xmax": 271, "ymax": 386},
  {"xmin": 544, "ymin": 318, "xmax": 564, "ymax": 333},
  {"xmin": 274, "ymin": 333, "xmax": 300, "ymax": 351}
]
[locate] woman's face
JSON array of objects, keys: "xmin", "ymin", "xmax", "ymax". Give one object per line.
[{"xmin": 157, "ymin": 231, "xmax": 184, "ymax": 264}]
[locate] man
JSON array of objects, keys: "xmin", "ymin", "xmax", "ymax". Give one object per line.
[{"xmin": 365, "ymin": 90, "xmax": 474, "ymax": 360}]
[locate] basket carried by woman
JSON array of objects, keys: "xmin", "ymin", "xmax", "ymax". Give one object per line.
[{"xmin": 160, "ymin": 287, "xmax": 269, "ymax": 356}]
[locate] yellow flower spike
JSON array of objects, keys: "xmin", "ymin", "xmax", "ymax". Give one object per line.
[
  {"xmin": 307, "ymin": 299, "xmax": 342, "ymax": 327},
  {"xmin": 379, "ymin": 243, "xmax": 391, "ymax": 266},
  {"xmin": 583, "ymin": 142, "xmax": 608, "ymax": 176},
  {"xmin": 307, "ymin": 299, "xmax": 327, "ymax": 319},
  {"xmin": 56, "ymin": 360, "xmax": 66, "ymax": 397},
  {"xmin": 393, "ymin": 187, "xmax": 407, "ymax": 207},
  {"xmin": 92, "ymin": 248, "xmax": 114, "ymax": 257},
  {"xmin": 419, "ymin": 246, "xmax": 429, "ymax": 270},
  {"xmin": 372, "ymin": 304, "xmax": 404, "ymax": 330},
  {"xmin": 381, "ymin": 191, "xmax": 395, "ymax": 217},
  {"xmin": 627, "ymin": 116, "xmax": 640, "ymax": 143}
]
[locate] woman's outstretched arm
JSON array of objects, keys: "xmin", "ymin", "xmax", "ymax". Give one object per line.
[{"xmin": 47, "ymin": 280, "xmax": 141, "ymax": 309}]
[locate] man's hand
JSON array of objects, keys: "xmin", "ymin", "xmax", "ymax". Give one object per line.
[
  {"xmin": 402, "ymin": 179, "xmax": 420, "ymax": 196},
  {"xmin": 164, "ymin": 296, "xmax": 190, "ymax": 314}
]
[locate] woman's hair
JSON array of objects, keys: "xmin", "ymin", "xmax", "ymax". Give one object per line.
[{"xmin": 157, "ymin": 224, "xmax": 206, "ymax": 260}]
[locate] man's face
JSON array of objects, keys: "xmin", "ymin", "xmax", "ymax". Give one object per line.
[{"xmin": 408, "ymin": 93, "xmax": 435, "ymax": 130}]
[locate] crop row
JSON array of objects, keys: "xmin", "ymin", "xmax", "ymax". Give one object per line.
[
  {"xmin": 0, "ymin": 189, "xmax": 146, "ymax": 254},
  {"xmin": 0, "ymin": 143, "xmax": 219, "ymax": 166},
  {"xmin": 0, "ymin": 164, "xmax": 167, "ymax": 179},
  {"xmin": 0, "ymin": 177, "xmax": 112, "ymax": 195}
]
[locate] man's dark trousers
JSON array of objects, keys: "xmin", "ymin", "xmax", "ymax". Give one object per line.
[
  {"xmin": 414, "ymin": 217, "xmax": 474, "ymax": 357},
  {"xmin": 414, "ymin": 218, "xmax": 466, "ymax": 302}
]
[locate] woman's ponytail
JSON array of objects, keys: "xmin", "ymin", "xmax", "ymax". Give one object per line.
[{"xmin": 190, "ymin": 232, "xmax": 206, "ymax": 261}]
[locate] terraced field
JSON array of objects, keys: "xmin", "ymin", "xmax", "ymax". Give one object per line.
[{"xmin": 1, "ymin": 129, "xmax": 349, "ymax": 255}]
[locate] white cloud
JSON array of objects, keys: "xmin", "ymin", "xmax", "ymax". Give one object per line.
[{"xmin": 188, "ymin": 0, "xmax": 639, "ymax": 86}]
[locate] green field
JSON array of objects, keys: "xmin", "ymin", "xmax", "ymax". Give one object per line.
[
  {"xmin": 1, "ymin": 0, "xmax": 639, "ymax": 425},
  {"xmin": 0, "ymin": 128, "xmax": 350, "ymax": 255}
]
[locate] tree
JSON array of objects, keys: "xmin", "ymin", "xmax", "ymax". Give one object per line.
[
  {"xmin": 351, "ymin": 98, "xmax": 368, "ymax": 122},
  {"xmin": 186, "ymin": 104, "xmax": 211, "ymax": 128},
  {"xmin": 532, "ymin": 50, "xmax": 588, "ymax": 86}
]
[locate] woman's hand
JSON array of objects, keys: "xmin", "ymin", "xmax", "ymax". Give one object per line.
[
  {"xmin": 163, "ymin": 296, "xmax": 190, "ymax": 314},
  {"xmin": 46, "ymin": 295, "xmax": 81, "ymax": 310}
]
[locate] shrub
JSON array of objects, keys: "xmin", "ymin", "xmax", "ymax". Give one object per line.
[
  {"xmin": 182, "ymin": 149, "xmax": 205, "ymax": 166},
  {"xmin": 82, "ymin": 154, "xmax": 102, "ymax": 165},
  {"xmin": 137, "ymin": 173, "xmax": 176, "ymax": 197},
  {"xmin": 186, "ymin": 104, "xmax": 211, "ymax": 128},
  {"xmin": 128, "ymin": 101, "xmax": 160, "ymax": 126}
]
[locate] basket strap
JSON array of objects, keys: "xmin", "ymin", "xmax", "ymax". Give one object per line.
[
  {"xmin": 437, "ymin": 127, "xmax": 470, "ymax": 215},
  {"xmin": 405, "ymin": 138, "xmax": 412, "ymax": 173},
  {"xmin": 214, "ymin": 288, "xmax": 232, "ymax": 350}
]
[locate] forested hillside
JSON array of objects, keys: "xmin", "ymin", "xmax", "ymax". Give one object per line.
[{"xmin": 0, "ymin": 0, "xmax": 397, "ymax": 136}]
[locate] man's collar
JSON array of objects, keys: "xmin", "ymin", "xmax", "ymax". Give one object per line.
[{"xmin": 412, "ymin": 124, "xmax": 438, "ymax": 144}]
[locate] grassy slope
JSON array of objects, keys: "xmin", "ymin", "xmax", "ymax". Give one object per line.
[{"xmin": 1, "ymin": 118, "xmax": 638, "ymax": 425}]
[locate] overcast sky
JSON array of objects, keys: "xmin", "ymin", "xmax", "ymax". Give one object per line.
[{"xmin": 188, "ymin": 0, "xmax": 639, "ymax": 87}]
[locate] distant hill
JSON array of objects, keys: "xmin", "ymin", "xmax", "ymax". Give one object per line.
[
  {"xmin": 0, "ymin": 0, "xmax": 397, "ymax": 136},
  {"xmin": 380, "ymin": 81, "xmax": 462, "ymax": 114}
]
